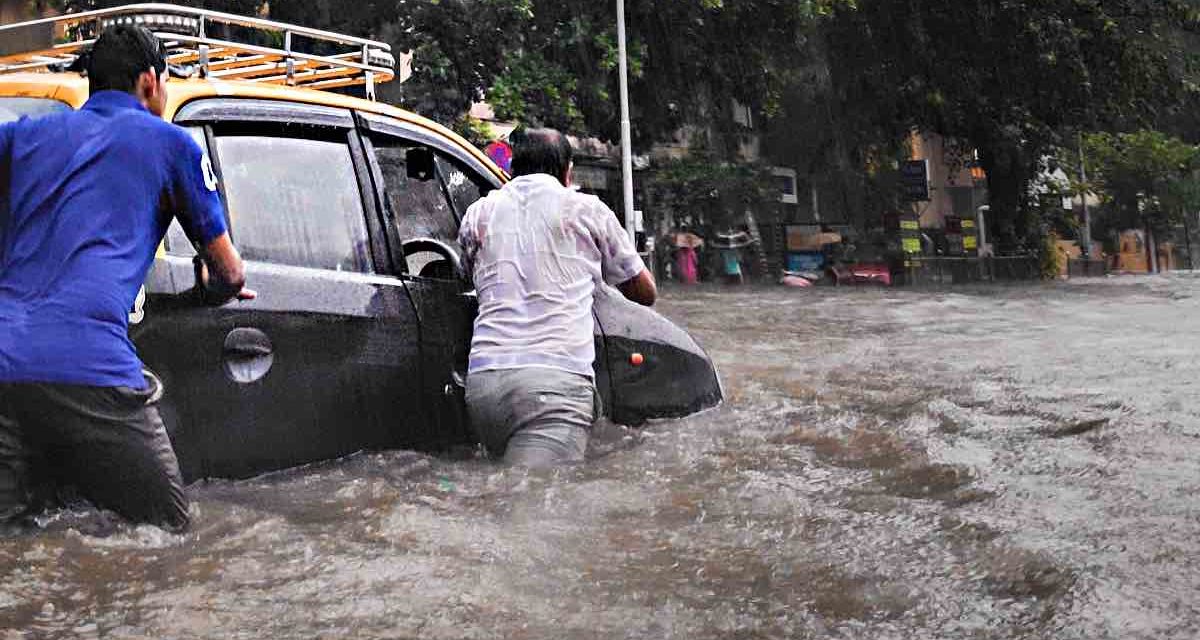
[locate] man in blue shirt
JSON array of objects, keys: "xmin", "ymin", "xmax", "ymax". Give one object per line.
[{"xmin": 0, "ymin": 25, "xmax": 252, "ymax": 531}]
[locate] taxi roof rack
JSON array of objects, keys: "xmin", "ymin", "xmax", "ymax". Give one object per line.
[{"xmin": 0, "ymin": 3, "xmax": 396, "ymax": 100}]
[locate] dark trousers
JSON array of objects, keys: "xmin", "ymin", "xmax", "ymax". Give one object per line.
[{"xmin": 0, "ymin": 380, "xmax": 189, "ymax": 531}]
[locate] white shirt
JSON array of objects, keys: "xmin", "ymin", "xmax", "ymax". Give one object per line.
[{"xmin": 458, "ymin": 174, "xmax": 645, "ymax": 378}]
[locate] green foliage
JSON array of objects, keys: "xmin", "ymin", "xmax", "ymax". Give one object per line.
[
  {"xmin": 450, "ymin": 114, "xmax": 497, "ymax": 149},
  {"xmin": 488, "ymin": 52, "xmax": 584, "ymax": 132},
  {"xmin": 1040, "ymin": 232, "xmax": 1064, "ymax": 280},
  {"xmin": 646, "ymin": 142, "xmax": 776, "ymax": 231},
  {"xmin": 40, "ymin": 0, "xmax": 1200, "ymax": 251},
  {"xmin": 472, "ymin": 0, "xmax": 850, "ymax": 156},
  {"xmin": 1079, "ymin": 129, "xmax": 1200, "ymax": 232},
  {"xmin": 822, "ymin": 0, "xmax": 1198, "ymax": 251},
  {"xmin": 43, "ymin": 0, "xmax": 845, "ymax": 167},
  {"xmin": 380, "ymin": 0, "xmax": 532, "ymax": 125}
]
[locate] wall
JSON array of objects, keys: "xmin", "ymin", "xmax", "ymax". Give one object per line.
[{"xmin": 909, "ymin": 132, "xmax": 987, "ymax": 230}]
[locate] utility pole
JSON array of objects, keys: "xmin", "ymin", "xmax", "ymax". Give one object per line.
[
  {"xmin": 617, "ymin": 0, "xmax": 636, "ymax": 242},
  {"xmin": 1182, "ymin": 207, "xmax": 1194, "ymax": 270},
  {"xmin": 1079, "ymin": 133, "xmax": 1093, "ymax": 258}
]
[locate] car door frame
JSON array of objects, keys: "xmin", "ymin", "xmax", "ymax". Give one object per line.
[{"xmin": 354, "ymin": 111, "xmax": 501, "ymax": 448}]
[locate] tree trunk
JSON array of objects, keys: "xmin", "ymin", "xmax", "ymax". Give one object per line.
[
  {"xmin": 1146, "ymin": 220, "xmax": 1159, "ymax": 274},
  {"xmin": 1183, "ymin": 209, "xmax": 1195, "ymax": 270},
  {"xmin": 979, "ymin": 143, "xmax": 1028, "ymax": 255}
]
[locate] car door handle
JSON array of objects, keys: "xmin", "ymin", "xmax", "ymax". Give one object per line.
[
  {"xmin": 224, "ymin": 343, "xmax": 273, "ymax": 357},
  {"xmin": 222, "ymin": 328, "xmax": 274, "ymax": 383}
]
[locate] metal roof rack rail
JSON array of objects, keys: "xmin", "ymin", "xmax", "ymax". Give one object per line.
[{"xmin": 0, "ymin": 3, "xmax": 396, "ymax": 100}]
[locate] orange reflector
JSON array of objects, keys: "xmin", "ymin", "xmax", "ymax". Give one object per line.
[{"xmin": 630, "ymin": 353, "xmax": 645, "ymax": 366}]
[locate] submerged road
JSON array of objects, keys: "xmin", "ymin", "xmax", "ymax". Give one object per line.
[{"xmin": 2, "ymin": 275, "xmax": 1199, "ymax": 639}]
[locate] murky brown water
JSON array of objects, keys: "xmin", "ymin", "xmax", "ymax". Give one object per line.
[{"xmin": 4, "ymin": 275, "xmax": 1200, "ymax": 639}]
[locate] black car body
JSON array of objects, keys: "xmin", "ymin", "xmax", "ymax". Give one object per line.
[{"xmin": 1, "ymin": 74, "xmax": 723, "ymax": 483}]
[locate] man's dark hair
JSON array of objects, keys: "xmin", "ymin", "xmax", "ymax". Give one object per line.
[
  {"xmin": 509, "ymin": 128, "xmax": 572, "ymax": 179},
  {"xmin": 86, "ymin": 25, "xmax": 166, "ymax": 94}
]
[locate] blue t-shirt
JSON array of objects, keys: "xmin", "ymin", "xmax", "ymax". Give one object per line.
[{"xmin": 0, "ymin": 90, "xmax": 228, "ymax": 388}]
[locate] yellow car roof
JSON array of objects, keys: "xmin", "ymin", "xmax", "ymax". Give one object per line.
[{"xmin": 0, "ymin": 72, "xmax": 505, "ymax": 183}]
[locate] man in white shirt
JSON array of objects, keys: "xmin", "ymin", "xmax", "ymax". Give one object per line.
[{"xmin": 458, "ymin": 128, "xmax": 656, "ymax": 467}]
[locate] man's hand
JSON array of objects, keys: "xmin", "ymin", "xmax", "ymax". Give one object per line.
[
  {"xmin": 618, "ymin": 269, "xmax": 657, "ymax": 306},
  {"xmin": 195, "ymin": 233, "xmax": 251, "ymax": 305}
]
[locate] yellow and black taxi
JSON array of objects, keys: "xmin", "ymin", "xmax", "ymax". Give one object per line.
[{"xmin": 0, "ymin": 4, "xmax": 722, "ymax": 481}]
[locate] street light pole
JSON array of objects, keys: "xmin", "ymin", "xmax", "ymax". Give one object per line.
[
  {"xmin": 617, "ymin": 0, "xmax": 636, "ymax": 242},
  {"xmin": 1079, "ymin": 133, "xmax": 1093, "ymax": 258}
]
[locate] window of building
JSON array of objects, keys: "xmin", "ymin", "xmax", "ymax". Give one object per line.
[{"xmin": 772, "ymin": 167, "xmax": 799, "ymax": 204}]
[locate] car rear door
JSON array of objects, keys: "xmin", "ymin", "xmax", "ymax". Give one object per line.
[{"xmin": 132, "ymin": 99, "xmax": 424, "ymax": 480}]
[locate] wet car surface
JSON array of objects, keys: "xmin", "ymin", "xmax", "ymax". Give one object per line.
[{"xmin": 2, "ymin": 275, "xmax": 1198, "ymax": 639}]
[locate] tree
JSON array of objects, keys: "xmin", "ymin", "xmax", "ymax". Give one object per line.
[
  {"xmin": 480, "ymin": 1, "xmax": 849, "ymax": 154},
  {"xmin": 645, "ymin": 135, "xmax": 776, "ymax": 232},
  {"xmin": 760, "ymin": 21, "xmax": 912, "ymax": 232},
  {"xmin": 822, "ymin": 0, "xmax": 1197, "ymax": 252},
  {"xmin": 1079, "ymin": 130, "xmax": 1200, "ymax": 239}
]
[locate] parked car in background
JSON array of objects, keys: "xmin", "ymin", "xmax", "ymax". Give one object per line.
[{"xmin": 830, "ymin": 235, "xmax": 895, "ymax": 286}]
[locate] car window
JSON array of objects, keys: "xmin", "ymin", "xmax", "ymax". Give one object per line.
[
  {"xmin": 435, "ymin": 154, "xmax": 487, "ymax": 219},
  {"xmin": 0, "ymin": 97, "xmax": 70, "ymax": 123},
  {"xmin": 215, "ymin": 133, "xmax": 373, "ymax": 273},
  {"xmin": 371, "ymin": 138, "xmax": 457, "ymax": 245},
  {"xmin": 164, "ymin": 127, "xmax": 209, "ymax": 257}
]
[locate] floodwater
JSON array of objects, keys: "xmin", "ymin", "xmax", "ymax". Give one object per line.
[{"xmin": 3, "ymin": 275, "xmax": 1200, "ymax": 639}]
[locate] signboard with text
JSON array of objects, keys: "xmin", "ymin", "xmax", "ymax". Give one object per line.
[{"xmin": 901, "ymin": 159, "xmax": 930, "ymax": 202}]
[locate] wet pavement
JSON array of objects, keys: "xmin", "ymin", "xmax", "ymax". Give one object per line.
[{"xmin": 3, "ymin": 274, "xmax": 1199, "ymax": 639}]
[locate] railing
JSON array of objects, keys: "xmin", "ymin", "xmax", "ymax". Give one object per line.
[
  {"xmin": 897, "ymin": 256, "xmax": 1041, "ymax": 285},
  {"xmin": 1067, "ymin": 258, "xmax": 1108, "ymax": 278},
  {"xmin": 0, "ymin": 3, "xmax": 396, "ymax": 99}
]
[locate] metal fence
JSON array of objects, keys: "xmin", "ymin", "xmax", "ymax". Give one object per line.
[
  {"xmin": 1067, "ymin": 258, "xmax": 1108, "ymax": 278},
  {"xmin": 897, "ymin": 256, "xmax": 1041, "ymax": 285}
]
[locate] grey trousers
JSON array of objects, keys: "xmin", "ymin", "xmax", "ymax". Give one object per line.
[
  {"xmin": 465, "ymin": 368, "xmax": 596, "ymax": 467},
  {"xmin": 0, "ymin": 378, "xmax": 189, "ymax": 531}
]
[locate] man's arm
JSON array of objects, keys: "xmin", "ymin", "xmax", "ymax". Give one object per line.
[
  {"xmin": 457, "ymin": 202, "xmax": 482, "ymax": 288},
  {"xmin": 169, "ymin": 129, "xmax": 253, "ymax": 304},
  {"xmin": 618, "ymin": 269, "xmax": 657, "ymax": 306},
  {"xmin": 593, "ymin": 200, "xmax": 655, "ymax": 306},
  {"xmin": 195, "ymin": 232, "xmax": 254, "ymax": 305}
]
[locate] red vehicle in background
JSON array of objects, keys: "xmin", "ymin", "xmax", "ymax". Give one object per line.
[{"xmin": 829, "ymin": 235, "xmax": 895, "ymax": 286}]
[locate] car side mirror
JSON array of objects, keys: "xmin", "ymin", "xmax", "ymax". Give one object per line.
[{"xmin": 406, "ymin": 147, "xmax": 435, "ymax": 181}]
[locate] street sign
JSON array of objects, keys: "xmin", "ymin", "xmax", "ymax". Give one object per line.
[
  {"xmin": 484, "ymin": 141, "xmax": 512, "ymax": 173},
  {"xmin": 901, "ymin": 159, "xmax": 930, "ymax": 202}
]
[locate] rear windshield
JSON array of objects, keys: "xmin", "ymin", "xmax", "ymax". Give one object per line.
[{"xmin": 0, "ymin": 97, "xmax": 70, "ymax": 123}]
